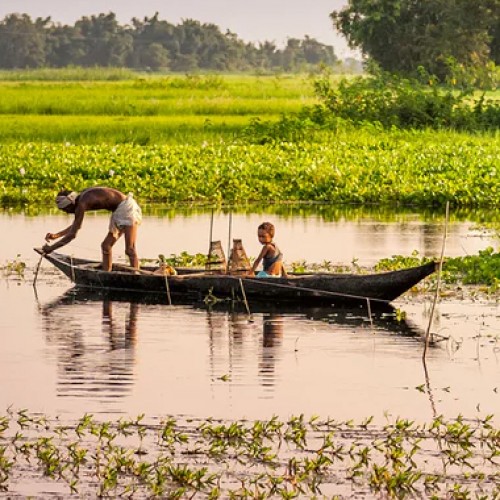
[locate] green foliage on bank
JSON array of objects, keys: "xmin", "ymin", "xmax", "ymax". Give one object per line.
[
  {"xmin": 310, "ymin": 72, "xmax": 500, "ymax": 131},
  {"xmin": 376, "ymin": 247, "xmax": 500, "ymax": 288},
  {"xmin": 0, "ymin": 128, "xmax": 498, "ymax": 207},
  {"xmin": 242, "ymin": 72, "xmax": 500, "ymax": 138}
]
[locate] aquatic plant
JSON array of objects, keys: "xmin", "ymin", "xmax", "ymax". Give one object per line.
[
  {"xmin": 376, "ymin": 248, "xmax": 500, "ymax": 290},
  {"xmin": 0, "ymin": 255, "xmax": 26, "ymax": 278},
  {"xmin": 0, "ymin": 129, "xmax": 498, "ymax": 207},
  {"xmin": 1, "ymin": 409, "xmax": 500, "ymax": 498}
]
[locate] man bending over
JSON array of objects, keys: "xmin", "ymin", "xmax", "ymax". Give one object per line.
[{"xmin": 42, "ymin": 187, "xmax": 142, "ymax": 271}]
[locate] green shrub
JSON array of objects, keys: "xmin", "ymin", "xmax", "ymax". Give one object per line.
[{"xmin": 310, "ymin": 72, "xmax": 500, "ymax": 131}]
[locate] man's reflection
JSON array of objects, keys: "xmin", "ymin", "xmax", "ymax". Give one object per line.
[
  {"xmin": 102, "ymin": 299, "xmax": 138, "ymax": 350},
  {"xmin": 41, "ymin": 294, "xmax": 139, "ymax": 399}
]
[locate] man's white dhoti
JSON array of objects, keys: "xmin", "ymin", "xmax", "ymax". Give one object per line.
[{"xmin": 109, "ymin": 193, "xmax": 142, "ymax": 237}]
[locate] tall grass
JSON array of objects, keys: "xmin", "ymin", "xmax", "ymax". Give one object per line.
[
  {"xmin": 0, "ymin": 92, "xmax": 311, "ymax": 117},
  {"xmin": 0, "ymin": 67, "xmax": 139, "ymax": 81},
  {"xmin": 0, "ymin": 75, "xmax": 317, "ymax": 115},
  {"xmin": 0, "ymin": 75, "xmax": 317, "ymax": 143},
  {"xmin": 1, "ymin": 73, "xmax": 497, "ymax": 145},
  {"xmin": 0, "ymin": 114, "xmax": 266, "ymax": 144}
]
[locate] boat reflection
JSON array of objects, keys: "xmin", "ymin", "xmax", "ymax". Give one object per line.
[
  {"xmin": 205, "ymin": 310, "xmax": 286, "ymax": 391},
  {"xmin": 39, "ymin": 287, "xmax": 424, "ymax": 402}
]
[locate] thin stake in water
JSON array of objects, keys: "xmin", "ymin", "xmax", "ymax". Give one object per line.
[
  {"xmin": 207, "ymin": 208, "xmax": 214, "ymax": 264},
  {"xmin": 366, "ymin": 298, "xmax": 374, "ymax": 331},
  {"xmin": 423, "ymin": 201, "xmax": 449, "ymax": 360},
  {"xmin": 239, "ymin": 278, "xmax": 251, "ymax": 317},
  {"xmin": 33, "ymin": 253, "xmax": 44, "ymax": 287},
  {"xmin": 165, "ymin": 275, "xmax": 172, "ymax": 306},
  {"xmin": 226, "ymin": 212, "xmax": 232, "ymax": 275}
]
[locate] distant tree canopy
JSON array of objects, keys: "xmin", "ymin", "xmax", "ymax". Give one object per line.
[
  {"xmin": 331, "ymin": 0, "xmax": 500, "ymax": 79},
  {"xmin": 0, "ymin": 12, "xmax": 338, "ymax": 71}
]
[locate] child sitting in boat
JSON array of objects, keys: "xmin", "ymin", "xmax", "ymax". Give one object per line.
[{"xmin": 251, "ymin": 222, "xmax": 288, "ymax": 277}]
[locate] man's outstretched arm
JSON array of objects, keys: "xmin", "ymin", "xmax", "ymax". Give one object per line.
[{"xmin": 42, "ymin": 210, "xmax": 85, "ymax": 253}]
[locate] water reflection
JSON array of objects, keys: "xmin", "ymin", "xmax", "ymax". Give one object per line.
[
  {"xmin": 41, "ymin": 294, "xmax": 138, "ymax": 400},
  {"xmin": 39, "ymin": 288, "xmax": 425, "ymax": 406},
  {"xmin": 103, "ymin": 300, "xmax": 138, "ymax": 351},
  {"xmin": 204, "ymin": 310, "xmax": 284, "ymax": 390},
  {"xmin": 260, "ymin": 314, "xmax": 284, "ymax": 388},
  {"xmin": 6, "ymin": 202, "xmax": 499, "ymax": 224}
]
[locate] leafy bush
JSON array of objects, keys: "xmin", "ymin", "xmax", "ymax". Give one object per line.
[
  {"xmin": 238, "ymin": 115, "xmax": 317, "ymax": 144},
  {"xmin": 310, "ymin": 72, "xmax": 500, "ymax": 131}
]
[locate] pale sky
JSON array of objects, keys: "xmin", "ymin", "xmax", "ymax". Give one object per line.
[{"xmin": 0, "ymin": 0, "xmax": 357, "ymax": 58}]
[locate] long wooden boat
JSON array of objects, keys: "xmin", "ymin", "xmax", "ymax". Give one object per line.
[{"xmin": 35, "ymin": 249, "xmax": 437, "ymax": 306}]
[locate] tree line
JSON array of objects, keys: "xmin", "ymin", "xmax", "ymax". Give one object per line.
[
  {"xmin": 0, "ymin": 12, "xmax": 338, "ymax": 71},
  {"xmin": 331, "ymin": 0, "xmax": 499, "ymax": 81}
]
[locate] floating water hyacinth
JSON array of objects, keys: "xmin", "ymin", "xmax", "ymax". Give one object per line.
[{"xmin": 0, "ymin": 132, "xmax": 498, "ymax": 207}]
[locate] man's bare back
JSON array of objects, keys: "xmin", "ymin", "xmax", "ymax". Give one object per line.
[{"xmin": 74, "ymin": 187, "xmax": 127, "ymax": 212}]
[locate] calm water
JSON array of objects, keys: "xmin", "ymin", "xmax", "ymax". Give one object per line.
[{"xmin": 1, "ymin": 206, "xmax": 499, "ymax": 423}]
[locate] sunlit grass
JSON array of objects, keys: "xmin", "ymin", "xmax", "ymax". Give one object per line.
[
  {"xmin": 0, "ymin": 74, "xmax": 318, "ymax": 143},
  {"xmin": 0, "ymin": 75, "xmax": 318, "ymax": 116},
  {"xmin": 0, "ymin": 67, "xmax": 140, "ymax": 81},
  {"xmin": 0, "ymin": 114, "xmax": 270, "ymax": 144},
  {"xmin": 0, "ymin": 86, "xmax": 316, "ymax": 116}
]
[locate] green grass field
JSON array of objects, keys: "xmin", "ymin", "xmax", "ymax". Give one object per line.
[
  {"xmin": 0, "ymin": 73, "xmax": 320, "ymax": 144},
  {"xmin": 0, "ymin": 71, "xmax": 498, "ymax": 209}
]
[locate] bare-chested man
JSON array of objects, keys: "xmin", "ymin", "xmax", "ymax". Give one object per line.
[{"xmin": 42, "ymin": 187, "xmax": 142, "ymax": 271}]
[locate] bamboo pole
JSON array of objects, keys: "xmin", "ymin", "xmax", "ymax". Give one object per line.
[
  {"xmin": 165, "ymin": 275, "xmax": 172, "ymax": 306},
  {"xmin": 226, "ymin": 212, "xmax": 232, "ymax": 274},
  {"xmin": 239, "ymin": 278, "xmax": 251, "ymax": 317},
  {"xmin": 33, "ymin": 252, "xmax": 44, "ymax": 287},
  {"xmin": 423, "ymin": 201, "xmax": 449, "ymax": 360},
  {"xmin": 207, "ymin": 208, "xmax": 214, "ymax": 263}
]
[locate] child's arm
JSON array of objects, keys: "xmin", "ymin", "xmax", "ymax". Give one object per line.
[{"xmin": 251, "ymin": 245, "xmax": 270, "ymax": 273}]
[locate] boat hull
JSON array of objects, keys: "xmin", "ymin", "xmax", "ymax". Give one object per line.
[{"xmin": 35, "ymin": 250, "xmax": 437, "ymax": 306}]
